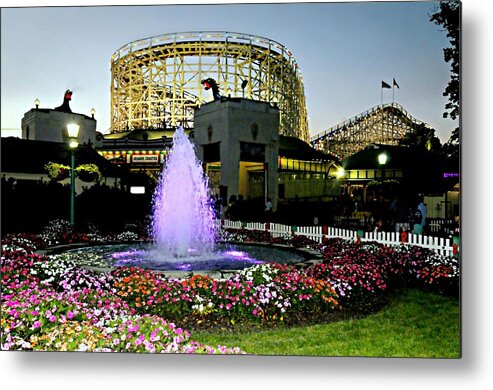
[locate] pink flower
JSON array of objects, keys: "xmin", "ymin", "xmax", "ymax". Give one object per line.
[
  {"xmin": 150, "ymin": 331, "xmax": 159, "ymax": 342},
  {"xmin": 33, "ymin": 321, "xmax": 41, "ymax": 328},
  {"xmin": 67, "ymin": 311, "xmax": 74, "ymax": 319},
  {"xmin": 127, "ymin": 324, "xmax": 139, "ymax": 332},
  {"xmin": 49, "ymin": 315, "xmax": 56, "ymax": 322},
  {"xmin": 135, "ymin": 335, "xmax": 145, "ymax": 346}
]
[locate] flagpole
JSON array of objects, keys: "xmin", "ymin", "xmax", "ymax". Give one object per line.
[
  {"xmin": 381, "ymin": 86, "xmax": 383, "ymax": 106},
  {"xmin": 392, "ymin": 77, "xmax": 395, "ymax": 104},
  {"xmin": 392, "ymin": 78, "xmax": 395, "ymax": 142}
]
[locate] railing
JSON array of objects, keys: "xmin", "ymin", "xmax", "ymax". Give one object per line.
[
  {"xmin": 113, "ymin": 31, "xmax": 300, "ymax": 71},
  {"xmin": 218, "ymin": 219, "xmax": 459, "ymax": 257},
  {"xmin": 363, "ymin": 231, "xmax": 454, "ymax": 256},
  {"xmin": 427, "ymin": 218, "xmax": 454, "ymax": 235}
]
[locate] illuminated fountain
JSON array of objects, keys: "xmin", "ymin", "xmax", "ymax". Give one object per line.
[{"xmin": 151, "ymin": 127, "xmax": 216, "ymax": 257}]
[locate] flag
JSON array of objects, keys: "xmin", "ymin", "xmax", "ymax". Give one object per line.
[
  {"xmin": 393, "ymin": 78, "xmax": 400, "ymax": 89},
  {"xmin": 381, "ymin": 81, "xmax": 391, "ymax": 89}
]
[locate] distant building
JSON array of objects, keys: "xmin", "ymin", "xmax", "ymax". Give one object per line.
[
  {"xmin": 7, "ymin": 91, "xmax": 121, "ymax": 190},
  {"xmin": 21, "ymin": 90, "xmax": 99, "ymax": 146},
  {"xmin": 96, "ymin": 98, "xmax": 342, "ymax": 208},
  {"xmin": 194, "ymin": 97, "xmax": 341, "ymax": 210},
  {"xmin": 338, "ymin": 143, "xmax": 456, "ymax": 211},
  {"xmin": 97, "ymin": 128, "xmax": 178, "ymax": 176}
]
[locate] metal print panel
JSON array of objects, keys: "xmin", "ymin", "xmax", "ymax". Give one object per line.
[{"xmin": 1, "ymin": 1, "xmax": 460, "ymax": 359}]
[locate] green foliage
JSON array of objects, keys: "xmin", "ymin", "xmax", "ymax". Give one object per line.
[
  {"xmin": 193, "ymin": 289, "xmax": 460, "ymax": 358},
  {"xmin": 398, "ymin": 123, "xmax": 442, "ymax": 153},
  {"xmin": 430, "ymin": 1, "xmax": 460, "ymax": 162},
  {"xmin": 44, "ymin": 162, "xmax": 70, "ymax": 181},
  {"xmin": 430, "ymin": 1, "xmax": 460, "ymax": 122}
]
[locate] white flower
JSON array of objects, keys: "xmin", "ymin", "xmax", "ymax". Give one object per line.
[{"xmin": 77, "ymin": 343, "xmax": 88, "ymax": 352}]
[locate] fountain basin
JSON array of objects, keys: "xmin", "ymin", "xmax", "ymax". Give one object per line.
[{"xmin": 39, "ymin": 241, "xmax": 322, "ymax": 278}]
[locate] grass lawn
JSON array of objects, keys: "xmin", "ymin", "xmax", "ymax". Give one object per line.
[{"xmin": 192, "ymin": 289, "xmax": 461, "ymax": 358}]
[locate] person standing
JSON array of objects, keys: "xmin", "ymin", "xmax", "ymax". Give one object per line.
[
  {"xmin": 417, "ymin": 196, "xmax": 427, "ymax": 234},
  {"xmin": 412, "ymin": 196, "xmax": 427, "ymax": 235},
  {"xmin": 265, "ymin": 198, "xmax": 273, "ymax": 221}
]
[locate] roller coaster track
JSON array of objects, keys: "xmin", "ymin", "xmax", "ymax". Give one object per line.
[
  {"xmin": 110, "ymin": 31, "xmax": 308, "ymax": 141},
  {"xmin": 310, "ymin": 103, "xmax": 430, "ymax": 160}
]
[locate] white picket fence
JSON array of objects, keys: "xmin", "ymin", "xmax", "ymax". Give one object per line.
[{"xmin": 219, "ymin": 219, "xmax": 458, "ymax": 257}]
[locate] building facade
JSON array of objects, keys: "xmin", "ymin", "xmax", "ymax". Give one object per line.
[{"xmin": 21, "ymin": 108, "xmax": 97, "ymax": 146}]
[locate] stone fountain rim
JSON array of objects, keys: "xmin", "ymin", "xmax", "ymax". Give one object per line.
[{"xmin": 35, "ymin": 240, "xmax": 323, "ymax": 279}]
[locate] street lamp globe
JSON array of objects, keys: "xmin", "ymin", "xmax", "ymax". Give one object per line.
[
  {"xmin": 336, "ymin": 166, "xmax": 345, "ymax": 179},
  {"xmin": 67, "ymin": 124, "xmax": 80, "ymax": 148},
  {"xmin": 67, "ymin": 123, "xmax": 80, "ymax": 140},
  {"xmin": 378, "ymin": 152, "xmax": 388, "ymax": 165}
]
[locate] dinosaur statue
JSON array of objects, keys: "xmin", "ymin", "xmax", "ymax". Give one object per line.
[
  {"xmin": 201, "ymin": 78, "xmax": 221, "ymax": 101},
  {"xmin": 54, "ymin": 89, "xmax": 73, "ymax": 113}
]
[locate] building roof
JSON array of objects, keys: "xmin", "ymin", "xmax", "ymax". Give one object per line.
[
  {"xmin": 279, "ymin": 136, "xmax": 339, "ymax": 162},
  {"xmin": 1, "ymin": 137, "xmax": 122, "ymax": 176},
  {"xmin": 26, "ymin": 108, "xmax": 95, "ymax": 121},
  {"xmin": 101, "ymin": 129, "xmax": 338, "ymax": 163},
  {"xmin": 342, "ymin": 143, "xmax": 433, "ymax": 170},
  {"xmin": 103, "ymin": 129, "xmax": 182, "ymax": 141}
]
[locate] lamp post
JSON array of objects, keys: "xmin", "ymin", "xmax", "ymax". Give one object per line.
[{"xmin": 67, "ymin": 123, "xmax": 80, "ymax": 227}]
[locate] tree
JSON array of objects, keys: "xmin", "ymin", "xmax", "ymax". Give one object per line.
[
  {"xmin": 430, "ymin": 1, "xmax": 460, "ymax": 162},
  {"xmin": 399, "ymin": 123, "xmax": 442, "ymax": 153}
]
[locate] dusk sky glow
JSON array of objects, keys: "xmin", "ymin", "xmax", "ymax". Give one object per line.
[{"xmin": 1, "ymin": 1, "xmax": 458, "ymax": 142}]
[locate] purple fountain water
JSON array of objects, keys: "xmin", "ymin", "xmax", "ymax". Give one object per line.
[{"xmin": 151, "ymin": 127, "xmax": 216, "ymax": 257}]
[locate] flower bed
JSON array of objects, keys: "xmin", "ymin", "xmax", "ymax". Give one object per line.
[
  {"xmin": 220, "ymin": 228, "xmax": 459, "ymax": 299},
  {"xmin": 1, "ymin": 223, "xmax": 459, "ymax": 353},
  {"xmin": 1, "ymin": 241, "xmax": 243, "ymax": 354}
]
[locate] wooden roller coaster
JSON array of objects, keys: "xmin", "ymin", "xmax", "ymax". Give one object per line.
[
  {"xmin": 110, "ymin": 31, "xmax": 309, "ymax": 141},
  {"xmin": 310, "ymin": 103, "xmax": 431, "ymax": 160}
]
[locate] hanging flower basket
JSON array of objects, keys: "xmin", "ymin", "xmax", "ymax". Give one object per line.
[
  {"xmin": 75, "ymin": 164, "xmax": 101, "ymax": 183},
  {"xmin": 366, "ymin": 179, "xmax": 400, "ymax": 194},
  {"xmin": 45, "ymin": 162, "xmax": 70, "ymax": 181},
  {"xmin": 77, "ymin": 171, "xmax": 97, "ymax": 182}
]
